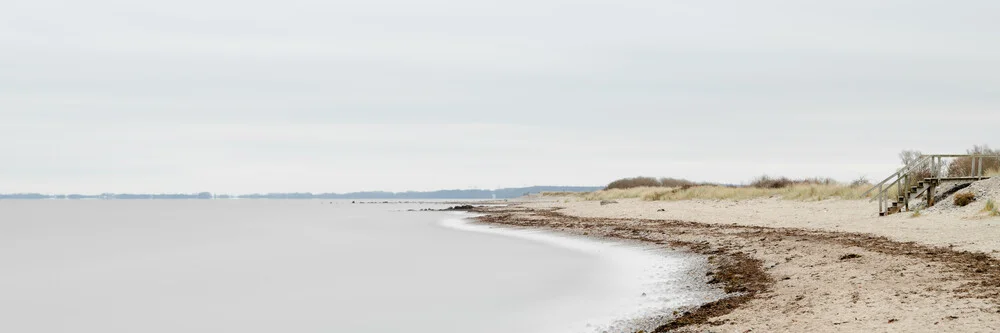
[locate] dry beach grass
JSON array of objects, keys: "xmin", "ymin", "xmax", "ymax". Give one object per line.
[{"xmin": 554, "ymin": 183, "xmax": 870, "ymax": 202}]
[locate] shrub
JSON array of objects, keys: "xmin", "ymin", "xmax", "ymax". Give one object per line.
[
  {"xmin": 898, "ymin": 150, "xmax": 938, "ymax": 186},
  {"xmin": 605, "ymin": 176, "xmax": 695, "ymax": 190},
  {"xmin": 954, "ymin": 192, "xmax": 976, "ymax": 207},
  {"xmin": 658, "ymin": 177, "xmax": 697, "ymax": 188},
  {"xmin": 750, "ymin": 175, "xmax": 793, "ymax": 189},
  {"xmin": 749, "ymin": 175, "xmax": 836, "ymax": 189},
  {"xmin": 606, "ymin": 177, "xmax": 659, "ymax": 189},
  {"xmin": 948, "ymin": 145, "xmax": 1000, "ymax": 177},
  {"xmin": 849, "ymin": 176, "xmax": 871, "ymax": 187}
]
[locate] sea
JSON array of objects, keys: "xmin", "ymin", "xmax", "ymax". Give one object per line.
[{"xmin": 0, "ymin": 200, "xmax": 719, "ymax": 333}]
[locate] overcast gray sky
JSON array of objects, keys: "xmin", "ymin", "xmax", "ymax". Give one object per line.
[{"xmin": 2, "ymin": 0, "xmax": 999, "ymax": 193}]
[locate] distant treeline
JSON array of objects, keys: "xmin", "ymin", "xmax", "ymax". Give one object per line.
[{"xmin": 0, "ymin": 186, "xmax": 601, "ymax": 200}]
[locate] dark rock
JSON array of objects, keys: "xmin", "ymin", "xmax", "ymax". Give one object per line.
[{"xmin": 839, "ymin": 253, "xmax": 862, "ymax": 260}]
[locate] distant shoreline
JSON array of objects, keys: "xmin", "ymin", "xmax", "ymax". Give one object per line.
[{"xmin": 0, "ymin": 186, "xmax": 601, "ymax": 200}]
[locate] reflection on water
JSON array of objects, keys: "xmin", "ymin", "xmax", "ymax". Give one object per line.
[{"xmin": 0, "ymin": 200, "xmax": 718, "ymax": 333}]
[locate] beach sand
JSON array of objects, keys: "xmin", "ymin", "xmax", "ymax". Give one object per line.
[{"xmin": 472, "ymin": 191, "xmax": 1000, "ymax": 332}]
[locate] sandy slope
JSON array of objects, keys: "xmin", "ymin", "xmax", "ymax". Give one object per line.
[{"xmin": 528, "ymin": 193, "xmax": 1000, "ymax": 258}]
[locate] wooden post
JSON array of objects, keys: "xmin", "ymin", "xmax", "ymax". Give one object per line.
[
  {"xmin": 978, "ymin": 157, "xmax": 984, "ymax": 178},
  {"xmin": 903, "ymin": 174, "xmax": 909, "ymax": 211},
  {"xmin": 934, "ymin": 156, "xmax": 944, "ymax": 178},
  {"xmin": 927, "ymin": 181, "xmax": 936, "ymax": 207},
  {"xmin": 971, "ymin": 156, "xmax": 976, "ymax": 177},
  {"xmin": 931, "ymin": 157, "xmax": 936, "ymax": 178},
  {"xmin": 936, "ymin": 156, "xmax": 941, "ymax": 177},
  {"xmin": 879, "ymin": 184, "xmax": 884, "ymax": 215}
]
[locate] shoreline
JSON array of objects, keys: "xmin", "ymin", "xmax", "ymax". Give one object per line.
[
  {"xmin": 443, "ymin": 212, "xmax": 726, "ymax": 332},
  {"xmin": 471, "ymin": 202, "xmax": 1000, "ymax": 332}
]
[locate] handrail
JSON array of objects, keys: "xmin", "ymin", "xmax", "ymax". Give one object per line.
[
  {"xmin": 863, "ymin": 154, "xmax": 1000, "ymax": 198},
  {"xmin": 862, "ymin": 155, "xmax": 929, "ymax": 199},
  {"xmin": 861, "ymin": 154, "xmax": 1000, "ymax": 215}
]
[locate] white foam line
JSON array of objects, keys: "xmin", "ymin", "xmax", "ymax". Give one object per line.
[
  {"xmin": 440, "ymin": 213, "xmax": 621, "ymax": 254},
  {"xmin": 439, "ymin": 212, "xmax": 720, "ymax": 333}
]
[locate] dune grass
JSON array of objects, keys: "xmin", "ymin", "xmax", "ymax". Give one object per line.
[
  {"xmin": 541, "ymin": 191, "xmax": 580, "ymax": 197},
  {"xmin": 575, "ymin": 187, "xmax": 677, "ymax": 201},
  {"xmin": 987, "ymin": 168, "xmax": 1000, "ymax": 177},
  {"xmin": 985, "ymin": 199, "xmax": 1000, "ymax": 217},
  {"xmin": 563, "ymin": 183, "xmax": 870, "ymax": 202}
]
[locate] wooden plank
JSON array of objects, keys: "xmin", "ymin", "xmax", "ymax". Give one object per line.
[{"xmin": 929, "ymin": 176, "xmax": 993, "ymax": 181}]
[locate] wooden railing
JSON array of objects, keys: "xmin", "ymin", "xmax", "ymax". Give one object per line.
[{"xmin": 865, "ymin": 154, "xmax": 997, "ymax": 216}]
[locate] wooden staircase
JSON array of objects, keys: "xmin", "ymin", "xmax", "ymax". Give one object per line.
[
  {"xmin": 884, "ymin": 178, "xmax": 938, "ymax": 216},
  {"xmin": 864, "ymin": 154, "xmax": 996, "ymax": 216}
]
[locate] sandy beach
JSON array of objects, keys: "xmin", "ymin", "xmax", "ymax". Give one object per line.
[{"xmin": 472, "ymin": 183, "xmax": 1000, "ymax": 332}]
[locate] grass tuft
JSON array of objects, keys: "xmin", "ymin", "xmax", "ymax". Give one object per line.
[
  {"xmin": 955, "ymin": 192, "xmax": 976, "ymax": 207},
  {"xmin": 911, "ymin": 209, "xmax": 922, "ymax": 218}
]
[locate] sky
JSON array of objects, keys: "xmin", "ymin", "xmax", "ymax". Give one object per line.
[{"xmin": 2, "ymin": 0, "xmax": 999, "ymax": 193}]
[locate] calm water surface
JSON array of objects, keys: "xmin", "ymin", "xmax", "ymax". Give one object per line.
[{"xmin": 0, "ymin": 200, "xmax": 717, "ymax": 332}]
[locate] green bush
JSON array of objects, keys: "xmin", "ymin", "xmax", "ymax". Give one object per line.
[{"xmin": 955, "ymin": 192, "xmax": 976, "ymax": 207}]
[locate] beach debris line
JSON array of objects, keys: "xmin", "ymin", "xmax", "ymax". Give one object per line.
[{"xmin": 408, "ymin": 205, "xmax": 480, "ymax": 212}]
